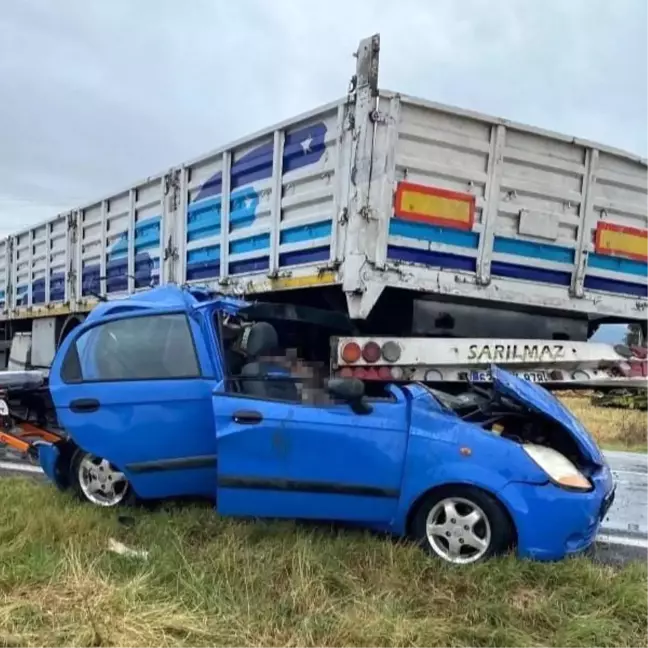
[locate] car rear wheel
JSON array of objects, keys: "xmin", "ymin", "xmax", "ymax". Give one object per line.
[
  {"xmin": 412, "ymin": 486, "xmax": 514, "ymax": 564},
  {"xmin": 70, "ymin": 450, "xmax": 133, "ymax": 507}
]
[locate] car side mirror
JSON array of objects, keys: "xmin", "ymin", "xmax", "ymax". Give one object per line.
[{"xmin": 326, "ymin": 378, "xmax": 373, "ymax": 415}]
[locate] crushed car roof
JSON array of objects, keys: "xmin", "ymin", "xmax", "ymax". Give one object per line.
[
  {"xmin": 83, "ymin": 285, "xmax": 355, "ymax": 332},
  {"xmin": 84, "ymin": 285, "xmax": 233, "ymax": 324}
]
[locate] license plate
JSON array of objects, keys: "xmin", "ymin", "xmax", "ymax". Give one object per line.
[
  {"xmin": 469, "ymin": 370, "xmax": 549, "ymax": 383},
  {"xmin": 0, "ymin": 399, "xmax": 8, "ymax": 417}
]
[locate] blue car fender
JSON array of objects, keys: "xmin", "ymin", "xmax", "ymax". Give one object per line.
[
  {"xmin": 36, "ymin": 440, "xmax": 81, "ymax": 490},
  {"xmin": 38, "ymin": 443, "xmax": 62, "ymax": 485},
  {"xmin": 392, "ymin": 417, "xmax": 548, "ymax": 535}
]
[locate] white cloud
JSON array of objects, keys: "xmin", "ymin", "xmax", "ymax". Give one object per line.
[{"xmin": 0, "ymin": 0, "xmax": 646, "ymax": 233}]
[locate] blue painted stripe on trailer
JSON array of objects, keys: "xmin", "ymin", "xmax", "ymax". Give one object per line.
[
  {"xmin": 186, "ymin": 196, "xmax": 222, "ymax": 242},
  {"xmin": 491, "ymin": 261, "xmax": 572, "ymax": 286},
  {"xmin": 280, "ymin": 221, "xmax": 333, "ymax": 244},
  {"xmin": 187, "ymin": 245, "xmax": 220, "ymax": 265},
  {"xmin": 49, "ymin": 271, "xmax": 66, "ymax": 302},
  {"xmin": 108, "ymin": 215, "xmax": 161, "ymax": 260},
  {"xmin": 492, "ymin": 237, "xmax": 575, "ymax": 264},
  {"xmin": 187, "ymin": 122, "xmax": 328, "ymax": 240},
  {"xmin": 184, "ymin": 241, "xmax": 330, "ymax": 280},
  {"xmin": 387, "ymin": 246, "xmax": 476, "ymax": 272},
  {"xmin": 387, "ymin": 246, "xmax": 575, "ymax": 287},
  {"xmin": 186, "ymin": 245, "xmax": 220, "ymax": 282},
  {"xmin": 134, "ymin": 217, "xmax": 161, "ymax": 254},
  {"xmin": 32, "ymin": 278, "xmax": 46, "ymax": 304},
  {"xmin": 186, "ymin": 186, "xmax": 261, "ymax": 243},
  {"xmin": 187, "ymin": 207, "xmax": 333, "ymax": 249},
  {"xmin": 193, "ymin": 122, "xmax": 327, "ymax": 203},
  {"xmin": 388, "ymin": 225, "xmax": 576, "ymax": 267},
  {"xmin": 588, "ymin": 252, "xmax": 648, "ymax": 278},
  {"xmin": 105, "ymin": 258, "xmax": 128, "ymax": 294},
  {"xmin": 279, "ymin": 246, "xmax": 330, "ymax": 267},
  {"xmin": 230, "ymin": 233, "xmax": 270, "ymax": 255},
  {"xmin": 389, "ymin": 220, "xmax": 479, "ymax": 248},
  {"xmin": 16, "ymin": 285, "xmax": 28, "ymax": 305},
  {"xmin": 584, "ymin": 275, "xmax": 648, "ymax": 298},
  {"xmin": 81, "ymin": 253, "xmax": 160, "ymax": 296},
  {"xmin": 229, "ymin": 257, "xmax": 270, "ymax": 275},
  {"xmin": 186, "ymin": 261, "xmax": 220, "ymax": 281}
]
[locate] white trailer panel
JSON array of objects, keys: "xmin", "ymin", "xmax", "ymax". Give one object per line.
[
  {"xmin": 9, "ymin": 215, "xmax": 71, "ymax": 316},
  {"xmin": 178, "ymin": 101, "xmax": 345, "ymax": 291},
  {"xmin": 76, "ymin": 176, "xmax": 166, "ymax": 307},
  {"xmin": 0, "ymin": 33, "xmax": 645, "ymax": 327},
  {"xmin": 0, "ymin": 239, "xmax": 8, "ymax": 313},
  {"xmin": 372, "ymin": 90, "xmax": 647, "ymax": 321}
]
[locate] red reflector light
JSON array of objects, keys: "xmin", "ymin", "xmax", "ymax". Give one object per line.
[
  {"xmin": 339, "ymin": 367, "xmax": 354, "ymax": 378},
  {"xmin": 353, "ymin": 367, "xmax": 367, "ymax": 379},
  {"xmin": 341, "ymin": 342, "xmax": 361, "ymax": 363},
  {"xmin": 629, "ymin": 360, "xmax": 648, "ymax": 378},
  {"xmin": 362, "ymin": 341, "xmax": 381, "ymax": 363},
  {"xmin": 631, "ymin": 346, "xmax": 648, "ymax": 359},
  {"xmin": 378, "ymin": 366, "xmax": 391, "ymax": 380}
]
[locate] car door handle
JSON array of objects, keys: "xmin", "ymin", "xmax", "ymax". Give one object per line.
[
  {"xmin": 232, "ymin": 410, "xmax": 263, "ymax": 424},
  {"xmin": 69, "ymin": 398, "xmax": 100, "ymax": 413}
]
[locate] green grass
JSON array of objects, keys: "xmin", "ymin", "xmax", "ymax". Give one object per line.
[
  {"xmin": 559, "ymin": 395, "xmax": 647, "ymax": 453},
  {"xmin": 0, "ymin": 478, "xmax": 646, "ymax": 647}
]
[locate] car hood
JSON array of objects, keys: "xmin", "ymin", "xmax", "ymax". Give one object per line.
[{"xmin": 491, "ymin": 365, "xmax": 605, "ymax": 465}]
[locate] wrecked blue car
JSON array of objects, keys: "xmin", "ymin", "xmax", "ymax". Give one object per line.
[{"xmin": 4, "ymin": 286, "xmax": 615, "ymax": 564}]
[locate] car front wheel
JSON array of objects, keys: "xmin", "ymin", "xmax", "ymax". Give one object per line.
[
  {"xmin": 70, "ymin": 450, "xmax": 133, "ymax": 507},
  {"xmin": 412, "ymin": 486, "xmax": 514, "ymax": 564}
]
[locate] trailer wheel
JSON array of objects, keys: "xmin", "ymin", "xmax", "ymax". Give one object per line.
[
  {"xmin": 69, "ymin": 449, "xmax": 134, "ymax": 507},
  {"xmin": 57, "ymin": 314, "xmax": 85, "ymax": 349}
]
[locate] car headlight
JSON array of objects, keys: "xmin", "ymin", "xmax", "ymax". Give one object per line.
[{"xmin": 523, "ymin": 444, "xmax": 592, "ymax": 491}]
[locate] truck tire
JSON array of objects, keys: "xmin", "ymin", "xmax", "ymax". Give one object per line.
[
  {"xmin": 411, "ymin": 485, "xmax": 514, "ymax": 564},
  {"xmin": 69, "ymin": 449, "xmax": 134, "ymax": 508},
  {"xmin": 57, "ymin": 314, "xmax": 85, "ymax": 349}
]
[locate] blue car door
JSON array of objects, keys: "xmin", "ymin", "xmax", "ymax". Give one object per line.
[
  {"xmin": 49, "ymin": 309, "xmax": 222, "ymax": 499},
  {"xmin": 212, "ymin": 385, "xmax": 409, "ymax": 524}
]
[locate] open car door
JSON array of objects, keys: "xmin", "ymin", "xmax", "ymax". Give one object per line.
[{"xmin": 211, "ymin": 382, "xmax": 410, "ymax": 525}]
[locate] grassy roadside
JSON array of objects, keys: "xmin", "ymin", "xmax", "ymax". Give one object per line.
[
  {"xmin": 1, "ymin": 477, "xmax": 646, "ymax": 647},
  {"xmin": 559, "ymin": 395, "xmax": 647, "ymax": 453}
]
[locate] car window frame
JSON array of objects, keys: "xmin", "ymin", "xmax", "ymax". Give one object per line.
[
  {"xmin": 60, "ymin": 310, "xmax": 203, "ymax": 384},
  {"xmin": 217, "ymin": 376, "xmax": 399, "ymax": 409},
  {"xmin": 213, "ymin": 311, "xmax": 399, "ymax": 409}
]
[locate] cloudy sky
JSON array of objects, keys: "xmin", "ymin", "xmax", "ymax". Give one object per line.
[{"xmin": 0, "ymin": 0, "xmax": 646, "ymax": 236}]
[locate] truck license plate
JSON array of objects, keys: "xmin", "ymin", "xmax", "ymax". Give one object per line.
[{"xmin": 469, "ymin": 370, "xmax": 549, "ymax": 383}]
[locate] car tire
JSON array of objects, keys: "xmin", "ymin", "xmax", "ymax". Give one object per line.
[
  {"xmin": 69, "ymin": 449, "xmax": 134, "ymax": 508},
  {"xmin": 411, "ymin": 485, "xmax": 514, "ymax": 564}
]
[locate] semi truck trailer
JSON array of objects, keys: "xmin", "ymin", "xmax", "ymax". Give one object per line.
[{"xmin": 0, "ymin": 34, "xmax": 646, "ymax": 376}]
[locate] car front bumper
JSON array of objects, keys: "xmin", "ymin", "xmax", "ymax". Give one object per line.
[{"xmin": 498, "ymin": 464, "xmax": 615, "ymax": 561}]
